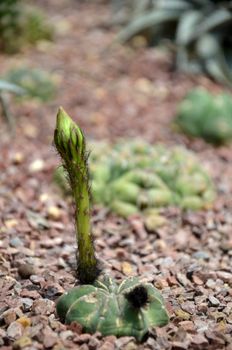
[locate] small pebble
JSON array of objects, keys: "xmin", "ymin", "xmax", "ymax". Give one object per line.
[
  {"xmin": 29, "ymin": 159, "xmax": 44, "ymax": 172},
  {"xmin": 32, "ymin": 299, "xmax": 54, "ymax": 316},
  {"xmin": 208, "ymin": 295, "xmax": 220, "ymax": 306},
  {"xmin": 47, "ymin": 206, "xmax": 61, "ymax": 220},
  {"xmin": 217, "ymin": 271, "xmax": 232, "ymax": 282},
  {"xmin": 21, "ymin": 298, "xmax": 33, "ymax": 312},
  {"xmin": 7, "ymin": 321, "xmax": 23, "ymax": 340},
  {"xmin": 88, "ymin": 337, "xmax": 101, "ymax": 350},
  {"xmin": 206, "ymin": 279, "xmax": 216, "ymax": 289},
  {"xmin": 30, "ymin": 275, "xmax": 45, "ymax": 285},
  {"xmin": 3, "ymin": 309, "xmax": 16, "ymax": 325},
  {"xmin": 10, "ymin": 237, "xmax": 23, "ymax": 248},
  {"xmin": 18, "ymin": 263, "xmax": 35, "ymax": 279},
  {"xmin": 192, "ymin": 251, "xmax": 210, "ymax": 260},
  {"xmin": 60, "ymin": 330, "xmax": 74, "ymax": 342},
  {"xmin": 74, "ymin": 333, "xmax": 91, "ymax": 344}
]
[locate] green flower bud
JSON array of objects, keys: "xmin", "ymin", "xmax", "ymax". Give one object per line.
[{"xmin": 54, "ymin": 107, "xmax": 98, "ymax": 284}]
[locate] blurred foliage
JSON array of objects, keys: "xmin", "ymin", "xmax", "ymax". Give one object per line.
[
  {"xmin": 6, "ymin": 68, "xmax": 56, "ymax": 102},
  {"xmin": 54, "ymin": 140, "xmax": 215, "ymax": 216},
  {"xmin": 117, "ymin": 0, "xmax": 232, "ymax": 85},
  {"xmin": 0, "ymin": 0, "xmax": 53, "ymax": 53},
  {"xmin": 0, "ymin": 79, "xmax": 25, "ymax": 95},
  {"xmin": 0, "ymin": 78, "xmax": 25, "ymax": 132},
  {"xmin": 175, "ymin": 88, "xmax": 232, "ymax": 144}
]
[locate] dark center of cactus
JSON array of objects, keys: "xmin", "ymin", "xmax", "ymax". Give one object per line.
[{"xmin": 125, "ymin": 285, "xmax": 149, "ymax": 308}]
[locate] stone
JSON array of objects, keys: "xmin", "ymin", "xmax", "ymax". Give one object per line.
[
  {"xmin": 98, "ymin": 341, "xmax": 115, "ymax": 350},
  {"xmin": 3, "ymin": 309, "xmax": 16, "ymax": 325},
  {"xmin": 43, "ymin": 326, "xmax": 57, "ymax": 348},
  {"xmin": 192, "ymin": 251, "xmax": 210, "ymax": 260},
  {"xmin": 32, "ymin": 299, "xmax": 54, "ymax": 316},
  {"xmin": 10, "ymin": 237, "xmax": 23, "ymax": 248},
  {"xmin": 88, "ymin": 337, "xmax": 101, "ymax": 350},
  {"xmin": 191, "ymin": 334, "xmax": 208, "ymax": 347},
  {"xmin": 29, "ymin": 159, "xmax": 45, "ymax": 172},
  {"xmin": 7, "ymin": 321, "xmax": 23, "ymax": 340},
  {"xmin": 13, "ymin": 336, "xmax": 32, "ymax": 349},
  {"xmin": 74, "ymin": 333, "xmax": 91, "ymax": 344},
  {"xmin": 59, "ymin": 330, "xmax": 74, "ymax": 342},
  {"xmin": 18, "ymin": 264, "xmax": 36, "ymax": 279},
  {"xmin": 208, "ymin": 295, "xmax": 220, "ymax": 306},
  {"xmin": 217, "ymin": 271, "xmax": 232, "ymax": 282},
  {"xmin": 179, "ymin": 321, "xmax": 195, "ymax": 332}
]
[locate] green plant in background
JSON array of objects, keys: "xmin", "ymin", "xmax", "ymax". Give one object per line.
[
  {"xmin": 0, "ymin": 0, "xmax": 21, "ymax": 53},
  {"xmin": 54, "ymin": 107, "xmax": 169, "ymax": 340},
  {"xmin": 21, "ymin": 6, "xmax": 53, "ymax": 45},
  {"xmin": 0, "ymin": 79, "xmax": 25, "ymax": 132},
  {"xmin": 0, "ymin": 0, "xmax": 53, "ymax": 53},
  {"xmin": 55, "ymin": 139, "xmax": 215, "ymax": 216},
  {"xmin": 175, "ymin": 88, "xmax": 232, "ymax": 144},
  {"xmin": 117, "ymin": 0, "xmax": 232, "ymax": 85},
  {"xmin": 6, "ymin": 68, "xmax": 56, "ymax": 102}
]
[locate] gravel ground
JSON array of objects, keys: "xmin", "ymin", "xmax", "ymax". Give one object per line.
[{"xmin": 0, "ymin": 1, "xmax": 232, "ymax": 349}]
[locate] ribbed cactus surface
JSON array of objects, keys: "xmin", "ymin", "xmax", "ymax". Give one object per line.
[
  {"xmin": 175, "ymin": 88, "xmax": 232, "ymax": 144},
  {"xmin": 55, "ymin": 139, "xmax": 215, "ymax": 217},
  {"xmin": 56, "ymin": 276, "xmax": 169, "ymax": 341}
]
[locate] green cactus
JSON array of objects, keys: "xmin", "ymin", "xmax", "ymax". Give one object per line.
[
  {"xmin": 54, "ymin": 108, "xmax": 169, "ymax": 340},
  {"xmin": 175, "ymin": 88, "xmax": 232, "ymax": 144},
  {"xmin": 6, "ymin": 68, "xmax": 56, "ymax": 102},
  {"xmin": 56, "ymin": 276, "xmax": 169, "ymax": 341},
  {"xmin": 54, "ymin": 139, "xmax": 215, "ymax": 217}
]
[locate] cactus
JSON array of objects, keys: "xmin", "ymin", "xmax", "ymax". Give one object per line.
[
  {"xmin": 175, "ymin": 88, "xmax": 232, "ymax": 144},
  {"xmin": 57, "ymin": 276, "xmax": 169, "ymax": 341},
  {"xmin": 6, "ymin": 68, "xmax": 56, "ymax": 102},
  {"xmin": 54, "ymin": 139, "xmax": 215, "ymax": 217},
  {"xmin": 54, "ymin": 108, "xmax": 169, "ymax": 340}
]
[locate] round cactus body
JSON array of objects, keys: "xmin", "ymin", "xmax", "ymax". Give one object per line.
[
  {"xmin": 175, "ymin": 88, "xmax": 232, "ymax": 144},
  {"xmin": 54, "ymin": 140, "xmax": 215, "ymax": 217},
  {"xmin": 56, "ymin": 276, "xmax": 169, "ymax": 341}
]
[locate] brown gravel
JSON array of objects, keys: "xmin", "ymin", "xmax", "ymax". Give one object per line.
[{"xmin": 0, "ymin": 1, "xmax": 232, "ymax": 349}]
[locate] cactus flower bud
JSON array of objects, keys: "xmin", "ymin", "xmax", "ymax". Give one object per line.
[{"xmin": 54, "ymin": 107, "xmax": 98, "ymax": 284}]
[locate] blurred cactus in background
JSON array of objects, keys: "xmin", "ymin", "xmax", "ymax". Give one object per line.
[
  {"xmin": 54, "ymin": 140, "xmax": 215, "ymax": 216},
  {"xmin": 0, "ymin": 0, "xmax": 53, "ymax": 53},
  {"xmin": 6, "ymin": 68, "xmax": 57, "ymax": 102},
  {"xmin": 0, "ymin": 78, "xmax": 25, "ymax": 132},
  {"xmin": 117, "ymin": 0, "xmax": 232, "ymax": 85},
  {"xmin": 175, "ymin": 88, "xmax": 232, "ymax": 144}
]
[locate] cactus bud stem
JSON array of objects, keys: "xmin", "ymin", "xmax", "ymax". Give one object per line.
[{"xmin": 54, "ymin": 107, "xmax": 98, "ymax": 284}]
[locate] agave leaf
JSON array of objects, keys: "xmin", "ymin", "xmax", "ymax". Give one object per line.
[
  {"xmin": 192, "ymin": 0, "xmax": 211, "ymax": 5},
  {"xmin": 204, "ymin": 58, "xmax": 232, "ymax": 87},
  {"xmin": 176, "ymin": 10, "xmax": 202, "ymax": 45},
  {"xmin": 190, "ymin": 8, "xmax": 232, "ymax": 42},
  {"xmin": 156, "ymin": 0, "xmax": 194, "ymax": 11},
  {"xmin": 0, "ymin": 80, "xmax": 25, "ymax": 95},
  {"xmin": 118, "ymin": 9, "xmax": 181, "ymax": 43},
  {"xmin": 196, "ymin": 34, "xmax": 232, "ymax": 85}
]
